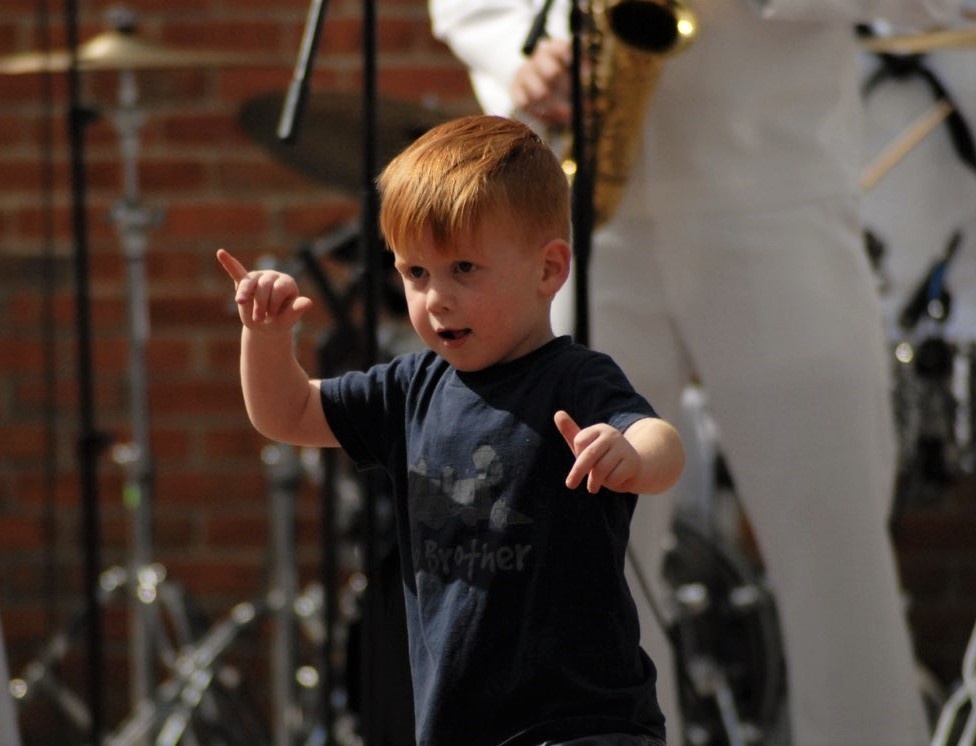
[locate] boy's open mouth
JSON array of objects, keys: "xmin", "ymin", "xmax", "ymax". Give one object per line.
[{"xmin": 438, "ymin": 328, "xmax": 470, "ymax": 341}]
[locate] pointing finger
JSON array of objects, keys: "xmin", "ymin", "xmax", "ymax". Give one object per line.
[
  {"xmin": 554, "ymin": 410, "xmax": 581, "ymax": 455},
  {"xmin": 216, "ymin": 248, "xmax": 249, "ymax": 285}
]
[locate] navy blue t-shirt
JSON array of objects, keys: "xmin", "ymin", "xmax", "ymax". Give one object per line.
[{"xmin": 320, "ymin": 336, "xmax": 666, "ymax": 745}]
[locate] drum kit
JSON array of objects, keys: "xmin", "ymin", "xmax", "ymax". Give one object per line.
[
  {"xmin": 3, "ymin": 10, "xmax": 976, "ymax": 746},
  {"xmin": 860, "ymin": 22, "xmax": 976, "ymax": 515}
]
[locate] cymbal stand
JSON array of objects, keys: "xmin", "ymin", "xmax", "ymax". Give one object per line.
[
  {"xmin": 13, "ymin": 41, "xmax": 187, "ymax": 739},
  {"xmin": 106, "ymin": 58, "xmax": 165, "ymax": 720},
  {"xmin": 261, "ymin": 441, "xmax": 302, "ymax": 746},
  {"xmin": 104, "ymin": 600, "xmax": 265, "ymax": 746},
  {"xmin": 8, "ymin": 564, "xmax": 192, "ymax": 736},
  {"xmin": 35, "ymin": 448, "xmax": 296, "ymax": 745}
]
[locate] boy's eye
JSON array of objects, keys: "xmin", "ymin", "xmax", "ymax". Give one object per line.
[
  {"xmin": 454, "ymin": 261, "xmax": 475, "ymax": 274},
  {"xmin": 407, "ymin": 266, "xmax": 426, "ymax": 279}
]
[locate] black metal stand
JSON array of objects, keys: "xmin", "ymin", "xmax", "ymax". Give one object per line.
[
  {"xmin": 356, "ymin": 3, "xmax": 391, "ymax": 743},
  {"xmin": 297, "ymin": 227, "xmax": 361, "ymax": 743},
  {"xmin": 569, "ymin": 0, "xmax": 593, "ymax": 347},
  {"xmin": 63, "ymin": 1, "xmax": 107, "ymax": 743},
  {"xmin": 277, "ymin": 0, "xmax": 329, "ymax": 143},
  {"xmin": 278, "ymin": 1, "xmax": 395, "ymax": 739},
  {"xmin": 521, "ymin": 0, "xmax": 593, "ymax": 346}
]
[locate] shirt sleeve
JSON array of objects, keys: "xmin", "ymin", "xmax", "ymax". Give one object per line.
[
  {"xmin": 570, "ymin": 351, "xmax": 659, "ymax": 434},
  {"xmin": 428, "ymin": 0, "xmax": 542, "ymax": 115},
  {"xmin": 319, "ymin": 358, "xmax": 412, "ymax": 470}
]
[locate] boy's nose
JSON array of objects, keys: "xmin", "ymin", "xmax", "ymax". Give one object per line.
[{"xmin": 425, "ymin": 283, "xmax": 451, "ymax": 313}]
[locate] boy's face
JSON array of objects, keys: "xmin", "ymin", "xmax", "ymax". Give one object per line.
[{"xmin": 392, "ymin": 214, "xmax": 568, "ymax": 372}]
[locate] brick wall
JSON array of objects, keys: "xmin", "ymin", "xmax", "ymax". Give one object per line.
[
  {"xmin": 2, "ymin": 2, "xmax": 976, "ymax": 743},
  {"xmin": 0, "ymin": 1, "xmax": 474, "ymax": 741}
]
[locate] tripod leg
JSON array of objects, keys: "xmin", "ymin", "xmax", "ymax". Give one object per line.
[{"xmin": 0, "ymin": 615, "xmax": 24, "ymax": 746}]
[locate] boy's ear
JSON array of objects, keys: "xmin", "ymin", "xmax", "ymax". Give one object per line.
[{"xmin": 540, "ymin": 238, "xmax": 571, "ymax": 296}]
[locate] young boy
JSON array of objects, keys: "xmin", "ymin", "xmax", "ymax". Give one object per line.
[{"xmin": 218, "ymin": 115, "xmax": 683, "ymax": 746}]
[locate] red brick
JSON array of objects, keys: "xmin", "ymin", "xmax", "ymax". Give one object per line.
[
  {"xmin": 0, "ymin": 516, "xmax": 44, "ymax": 549},
  {"xmin": 162, "ymin": 201, "xmax": 270, "ymax": 239}
]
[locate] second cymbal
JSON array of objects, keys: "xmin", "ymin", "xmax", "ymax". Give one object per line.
[{"xmin": 238, "ymin": 91, "xmax": 449, "ymax": 194}]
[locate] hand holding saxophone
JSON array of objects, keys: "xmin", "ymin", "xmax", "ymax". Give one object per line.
[
  {"xmin": 510, "ymin": 1, "xmax": 697, "ymax": 225},
  {"xmin": 511, "ymin": 37, "xmax": 573, "ymax": 127}
]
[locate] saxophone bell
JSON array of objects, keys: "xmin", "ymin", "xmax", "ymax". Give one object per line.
[{"xmin": 606, "ymin": 0, "xmax": 697, "ymax": 56}]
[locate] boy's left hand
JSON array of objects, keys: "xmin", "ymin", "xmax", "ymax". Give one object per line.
[{"xmin": 555, "ymin": 410, "xmax": 642, "ymax": 494}]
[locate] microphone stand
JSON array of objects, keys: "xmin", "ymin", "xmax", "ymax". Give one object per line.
[
  {"xmin": 569, "ymin": 0, "xmax": 594, "ymax": 347},
  {"xmin": 522, "ymin": 0, "xmax": 593, "ymax": 346},
  {"xmin": 277, "ymin": 0, "xmax": 329, "ymax": 143},
  {"xmin": 63, "ymin": 0, "xmax": 107, "ymax": 742}
]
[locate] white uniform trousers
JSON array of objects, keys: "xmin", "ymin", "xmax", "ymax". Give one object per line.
[{"xmin": 555, "ymin": 194, "xmax": 930, "ymax": 745}]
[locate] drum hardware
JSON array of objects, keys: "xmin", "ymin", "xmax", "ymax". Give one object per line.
[
  {"xmin": 890, "ymin": 230, "xmax": 974, "ymax": 510},
  {"xmin": 899, "ymin": 231, "xmax": 963, "ymax": 331},
  {"xmin": 276, "ymin": 0, "xmax": 327, "ymax": 145},
  {"xmin": 681, "ymin": 657, "xmax": 754, "ymax": 746},
  {"xmin": 104, "ymin": 600, "xmax": 266, "ymax": 746},
  {"xmin": 0, "ymin": 618, "xmax": 22, "ymax": 746},
  {"xmin": 259, "ymin": 439, "xmax": 374, "ymax": 746},
  {"xmin": 660, "ymin": 520, "xmax": 785, "ymax": 746},
  {"xmin": 9, "ymin": 563, "xmax": 211, "ymax": 739},
  {"xmin": 930, "ymin": 617, "xmax": 976, "ymax": 746},
  {"xmin": 627, "ymin": 384, "xmax": 786, "ymax": 746},
  {"xmin": 10, "ymin": 440, "xmax": 358, "ymax": 745},
  {"xmin": 238, "ymin": 91, "xmax": 448, "ymax": 197},
  {"xmin": 108, "ymin": 50, "xmax": 167, "ymax": 716},
  {"xmin": 263, "ymin": 441, "xmax": 305, "ymax": 746}
]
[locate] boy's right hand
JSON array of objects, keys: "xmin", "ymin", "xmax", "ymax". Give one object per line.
[{"xmin": 217, "ymin": 249, "xmax": 313, "ymax": 333}]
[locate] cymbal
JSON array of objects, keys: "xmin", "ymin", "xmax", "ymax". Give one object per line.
[
  {"xmin": 238, "ymin": 91, "xmax": 449, "ymax": 194},
  {"xmin": 0, "ymin": 28, "xmax": 258, "ymax": 75},
  {"xmin": 862, "ymin": 26, "xmax": 976, "ymax": 55}
]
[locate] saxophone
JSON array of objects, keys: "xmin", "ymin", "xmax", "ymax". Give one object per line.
[{"xmin": 579, "ymin": 0, "xmax": 697, "ymax": 225}]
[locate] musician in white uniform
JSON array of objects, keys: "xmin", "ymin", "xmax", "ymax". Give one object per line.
[{"xmin": 428, "ymin": 1, "xmax": 964, "ymax": 744}]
